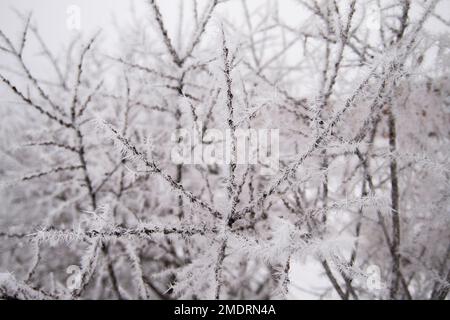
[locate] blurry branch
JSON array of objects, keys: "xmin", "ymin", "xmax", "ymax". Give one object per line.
[
  {"xmin": 430, "ymin": 243, "xmax": 450, "ymax": 300},
  {"xmin": 101, "ymin": 244, "xmax": 122, "ymax": 300},
  {"xmin": 387, "ymin": 105, "xmax": 401, "ymax": 299},
  {"xmin": 243, "ymin": 61, "xmax": 311, "ymax": 119},
  {"xmin": 32, "ymin": 26, "xmax": 68, "ymax": 90},
  {"xmin": 241, "ymin": 0, "xmax": 261, "ymax": 67},
  {"xmin": 0, "ymin": 273, "xmax": 54, "ymax": 300},
  {"xmin": 94, "ymin": 160, "xmax": 124, "ymax": 194},
  {"xmin": 320, "ymin": 0, "xmax": 356, "ymax": 109},
  {"xmin": 0, "ymin": 22, "xmax": 67, "ymax": 117},
  {"xmin": 321, "ymin": 260, "xmax": 346, "ymax": 299},
  {"xmin": 18, "ymin": 12, "xmax": 32, "ymax": 58},
  {"xmin": 148, "ymin": 0, "xmax": 183, "ymax": 66},
  {"xmin": 72, "ymin": 240, "xmax": 101, "ymax": 298},
  {"xmin": 20, "ymin": 165, "xmax": 83, "ymax": 182},
  {"xmin": 123, "ymin": 242, "xmax": 148, "ymax": 299},
  {"xmin": 148, "ymin": 0, "xmax": 219, "ymax": 66},
  {"xmin": 110, "ymin": 57, "xmax": 178, "ymax": 81},
  {"xmin": 0, "ymin": 231, "xmax": 30, "ymax": 239},
  {"xmin": 143, "ymin": 275, "xmax": 173, "ymax": 300},
  {"xmin": 77, "ymin": 80, "xmax": 103, "ymax": 118},
  {"xmin": 24, "ymin": 240, "xmax": 41, "ymax": 284},
  {"xmin": 182, "ymin": 0, "xmax": 218, "ymax": 63},
  {"xmin": 395, "ymin": 0, "xmax": 410, "ymax": 41},
  {"xmin": 430, "ymin": 11, "xmax": 450, "ymax": 27},
  {"xmin": 23, "ymin": 141, "xmax": 79, "ymax": 154},
  {"xmin": 35, "ymin": 225, "xmax": 218, "ymax": 243},
  {"xmin": 14, "ymin": 10, "xmax": 68, "ymax": 89},
  {"xmin": 355, "ymin": 148, "xmax": 413, "ymax": 300},
  {"xmin": 71, "ymin": 33, "xmax": 99, "ymax": 122},
  {"xmin": 0, "ymin": 73, "xmax": 72, "ymax": 128}
]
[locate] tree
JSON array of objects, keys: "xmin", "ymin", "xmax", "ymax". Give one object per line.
[{"xmin": 0, "ymin": 0, "xmax": 449, "ymax": 300}]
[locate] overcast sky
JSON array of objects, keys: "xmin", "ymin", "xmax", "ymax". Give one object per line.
[{"xmin": 1, "ymin": 0, "xmax": 449, "ymax": 54}]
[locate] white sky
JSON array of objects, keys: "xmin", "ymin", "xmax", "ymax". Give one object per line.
[
  {"xmin": 0, "ymin": 0, "xmax": 139, "ymax": 51},
  {"xmin": 1, "ymin": 0, "xmax": 448, "ymax": 55}
]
